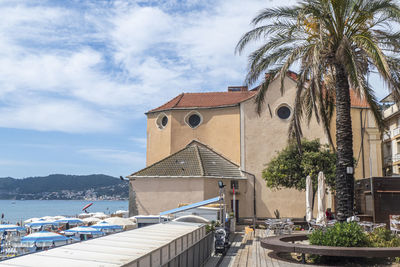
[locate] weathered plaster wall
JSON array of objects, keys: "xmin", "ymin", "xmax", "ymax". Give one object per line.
[
  {"xmin": 241, "ymin": 77, "xmax": 328, "ymax": 218},
  {"xmin": 146, "ymin": 107, "xmax": 241, "ymax": 166},
  {"xmin": 132, "ymin": 178, "xmax": 204, "ymax": 215}
]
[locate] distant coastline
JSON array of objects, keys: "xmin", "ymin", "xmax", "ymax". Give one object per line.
[{"xmin": 0, "ymin": 174, "xmax": 129, "ymax": 200}]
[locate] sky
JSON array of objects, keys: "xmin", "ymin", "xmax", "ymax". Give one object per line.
[{"xmin": 0, "ymin": 0, "xmax": 391, "ymax": 179}]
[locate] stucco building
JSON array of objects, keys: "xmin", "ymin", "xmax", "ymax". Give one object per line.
[
  {"xmin": 381, "ymin": 94, "xmax": 400, "ymax": 175},
  {"xmin": 129, "ymin": 72, "xmax": 383, "ymax": 219}
]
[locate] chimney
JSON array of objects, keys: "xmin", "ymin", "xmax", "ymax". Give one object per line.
[{"xmin": 228, "ymin": 86, "xmax": 248, "ymax": 92}]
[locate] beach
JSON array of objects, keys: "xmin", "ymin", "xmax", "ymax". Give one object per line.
[{"xmin": 0, "ymin": 200, "xmax": 128, "ymax": 224}]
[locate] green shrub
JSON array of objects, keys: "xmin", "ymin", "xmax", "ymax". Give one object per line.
[
  {"xmin": 367, "ymin": 227, "xmax": 400, "ymax": 248},
  {"xmin": 309, "ymin": 222, "xmax": 370, "ymax": 247}
]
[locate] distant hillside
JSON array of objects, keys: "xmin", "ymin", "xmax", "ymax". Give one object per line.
[{"xmin": 0, "ymin": 174, "xmax": 128, "ymax": 200}]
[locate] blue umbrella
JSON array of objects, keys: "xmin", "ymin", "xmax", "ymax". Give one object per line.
[
  {"xmin": 21, "ymin": 231, "xmax": 69, "ymax": 247},
  {"xmin": 25, "ymin": 221, "xmax": 58, "ymax": 229},
  {"xmin": 92, "ymin": 221, "xmax": 123, "ymax": 233},
  {"xmin": 0, "ymin": 224, "xmax": 26, "ymax": 232},
  {"xmin": 54, "ymin": 218, "xmax": 84, "ymax": 225},
  {"xmin": 64, "ymin": 226, "xmax": 104, "ymax": 236}
]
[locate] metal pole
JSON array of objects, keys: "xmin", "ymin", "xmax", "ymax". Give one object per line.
[{"xmin": 233, "ymin": 185, "xmax": 236, "ymax": 222}]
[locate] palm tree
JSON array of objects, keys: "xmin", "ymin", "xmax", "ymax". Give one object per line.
[{"xmin": 236, "ymin": 0, "xmax": 400, "ymax": 221}]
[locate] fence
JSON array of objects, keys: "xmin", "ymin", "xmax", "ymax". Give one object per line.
[{"xmin": 163, "ymin": 231, "xmax": 214, "ymax": 267}]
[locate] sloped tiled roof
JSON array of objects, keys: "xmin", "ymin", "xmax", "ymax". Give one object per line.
[
  {"xmin": 147, "ymin": 91, "xmax": 257, "ymax": 113},
  {"xmin": 129, "ymin": 141, "xmax": 246, "ymax": 179}
]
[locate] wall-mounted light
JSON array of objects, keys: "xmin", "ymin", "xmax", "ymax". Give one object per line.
[{"xmin": 346, "ymin": 167, "xmax": 354, "ymax": 174}]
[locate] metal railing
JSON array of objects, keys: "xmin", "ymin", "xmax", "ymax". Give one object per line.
[{"xmin": 164, "ymin": 231, "xmax": 214, "ymax": 267}]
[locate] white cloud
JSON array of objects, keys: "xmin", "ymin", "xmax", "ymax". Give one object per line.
[
  {"xmin": 129, "ymin": 137, "xmax": 147, "ymax": 149},
  {"xmin": 0, "ymin": 0, "xmax": 341, "ymax": 134},
  {"xmin": 79, "ymin": 148, "xmax": 145, "ymax": 165},
  {"xmin": 0, "ymin": 99, "xmax": 116, "ymax": 133}
]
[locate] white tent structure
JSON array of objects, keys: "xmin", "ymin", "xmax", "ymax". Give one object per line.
[
  {"xmin": 316, "ymin": 171, "xmax": 326, "ymax": 225},
  {"xmin": 306, "ymin": 175, "xmax": 313, "ymax": 222}
]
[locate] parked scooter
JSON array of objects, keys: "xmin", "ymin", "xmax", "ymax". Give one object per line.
[{"xmin": 214, "ymin": 227, "xmax": 230, "ymax": 254}]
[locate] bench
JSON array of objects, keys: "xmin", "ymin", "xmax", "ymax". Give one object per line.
[{"xmin": 260, "ymin": 234, "xmax": 400, "ymax": 263}]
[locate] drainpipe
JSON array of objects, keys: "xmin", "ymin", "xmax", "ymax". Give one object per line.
[{"xmin": 360, "ymin": 110, "xmax": 366, "ymax": 178}]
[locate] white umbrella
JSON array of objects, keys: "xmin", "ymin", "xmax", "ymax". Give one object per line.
[
  {"xmin": 128, "ymin": 216, "xmax": 137, "ymax": 223},
  {"xmin": 306, "ymin": 175, "xmax": 313, "ymax": 222},
  {"xmin": 104, "ymin": 217, "xmax": 137, "ymax": 230},
  {"xmin": 93, "ymin": 212, "xmax": 109, "ymax": 219},
  {"xmin": 82, "ymin": 217, "xmax": 101, "ymax": 225},
  {"xmin": 78, "ymin": 213, "xmax": 93, "ymax": 219},
  {"xmin": 173, "ymin": 215, "xmax": 210, "ymax": 224},
  {"xmin": 316, "ymin": 171, "xmax": 326, "ymax": 225},
  {"xmin": 24, "ymin": 218, "xmax": 40, "ymax": 224}
]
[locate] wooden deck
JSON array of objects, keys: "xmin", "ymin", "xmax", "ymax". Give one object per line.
[{"xmin": 226, "ymin": 229, "xmax": 306, "ymax": 267}]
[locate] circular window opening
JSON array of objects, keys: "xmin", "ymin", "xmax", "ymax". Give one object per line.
[
  {"xmin": 156, "ymin": 113, "xmax": 168, "ymax": 129},
  {"xmin": 277, "ymin": 105, "xmax": 291, "ymax": 120},
  {"xmin": 161, "ymin": 116, "xmax": 168, "ymax": 127},
  {"xmin": 188, "ymin": 114, "xmax": 201, "ymax": 128}
]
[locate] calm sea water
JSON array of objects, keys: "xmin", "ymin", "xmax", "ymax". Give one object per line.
[{"xmin": 0, "ymin": 200, "xmax": 128, "ymax": 224}]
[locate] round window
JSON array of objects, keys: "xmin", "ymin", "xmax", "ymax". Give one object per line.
[
  {"xmin": 277, "ymin": 105, "xmax": 291, "ymax": 120},
  {"xmin": 156, "ymin": 113, "xmax": 168, "ymax": 129},
  {"xmin": 161, "ymin": 116, "xmax": 168, "ymax": 127},
  {"xmin": 188, "ymin": 114, "xmax": 201, "ymax": 128}
]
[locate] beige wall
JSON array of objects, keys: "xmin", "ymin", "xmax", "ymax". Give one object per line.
[
  {"xmin": 241, "ymin": 77, "xmax": 328, "ymax": 218},
  {"xmin": 146, "ymin": 112, "xmax": 172, "ymax": 166},
  {"xmin": 132, "ymin": 177, "xmax": 250, "ymax": 218},
  {"xmin": 329, "ymin": 108, "xmax": 382, "ymax": 179},
  {"xmin": 147, "ymin": 107, "xmax": 241, "ymax": 166},
  {"xmin": 132, "ymin": 177, "xmax": 204, "ymax": 215}
]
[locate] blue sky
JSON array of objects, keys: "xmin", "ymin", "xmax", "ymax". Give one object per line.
[{"xmin": 0, "ymin": 0, "xmax": 390, "ymax": 178}]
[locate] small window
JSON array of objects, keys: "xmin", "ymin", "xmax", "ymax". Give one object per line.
[
  {"xmin": 188, "ymin": 114, "xmax": 201, "ymax": 128},
  {"xmin": 161, "ymin": 116, "xmax": 168, "ymax": 127},
  {"xmin": 156, "ymin": 113, "xmax": 168, "ymax": 129},
  {"xmin": 185, "ymin": 111, "xmax": 202, "ymax": 129},
  {"xmin": 276, "ymin": 105, "xmax": 291, "ymax": 120}
]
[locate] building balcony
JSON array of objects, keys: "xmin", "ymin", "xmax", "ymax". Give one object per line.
[{"xmin": 383, "ymin": 104, "xmax": 399, "ymax": 119}]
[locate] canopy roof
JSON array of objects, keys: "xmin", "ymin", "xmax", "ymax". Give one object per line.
[
  {"xmin": 160, "ymin": 196, "xmax": 221, "ymax": 216},
  {"xmin": 129, "ymin": 141, "xmax": 247, "ymax": 180}
]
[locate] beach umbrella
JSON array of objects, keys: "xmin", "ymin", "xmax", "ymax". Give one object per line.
[
  {"xmin": 54, "ymin": 218, "xmax": 84, "ymax": 226},
  {"xmin": 93, "ymin": 212, "xmax": 109, "ymax": 219},
  {"xmin": 40, "ymin": 216, "xmax": 54, "ymax": 221},
  {"xmin": 92, "ymin": 221, "xmax": 123, "ymax": 233},
  {"xmin": 128, "ymin": 216, "xmax": 137, "ymax": 223},
  {"xmin": 64, "ymin": 226, "xmax": 104, "ymax": 236},
  {"xmin": 78, "ymin": 213, "xmax": 93, "ymax": 219},
  {"xmin": 21, "ymin": 231, "xmax": 69, "ymax": 247},
  {"xmin": 82, "ymin": 217, "xmax": 101, "ymax": 225},
  {"xmin": 306, "ymin": 175, "xmax": 313, "ymax": 222},
  {"xmin": 114, "ymin": 210, "xmax": 128, "ymax": 218},
  {"xmin": 25, "ymin": 220, "xmax": 58, "ymax": 230},
  {"xmin": 316, "ymin": 171, "xmax": 326, "ymax": 225},
  {"xmin": 104, "ymin": 217, "xmax": 137, "ymax": 230},
  {"xmin": 24, "ymin": 218, "xmax": 40, "ymax": 224},
  {"xmin": 0, "ymin": 224, "xmax": 26, "ymax": 232},
  {"xmin": 173, "ymin": 215, "xmax": 210, "ymax": 224}
]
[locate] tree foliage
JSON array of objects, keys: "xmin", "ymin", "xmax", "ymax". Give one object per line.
[{"xmin": 262, "ymin": 139, "xmax": 336, "ymax": 193}]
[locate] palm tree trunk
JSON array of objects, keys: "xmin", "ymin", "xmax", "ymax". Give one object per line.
[{"xmin": 334, "ymin": 63, "xmax": 355, "ymax": 222}]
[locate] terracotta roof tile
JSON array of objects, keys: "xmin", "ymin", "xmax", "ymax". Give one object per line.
[
  {"xmin": 148, "ymin": 72, "xmax": 369, "ymax": 113},
  {"xmin": 147, "ymin": 91, "xmax": 256, "ymax": 113}
]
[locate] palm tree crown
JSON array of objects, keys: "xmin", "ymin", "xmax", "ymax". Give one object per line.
[{"xmin": 236, "ymin": 0, "xmax": 400, "ymax": 221}]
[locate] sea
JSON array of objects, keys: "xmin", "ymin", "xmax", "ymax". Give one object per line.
[{"xmin": 0, "ymin": 200, "xmax": 128, "ymax": 224}]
